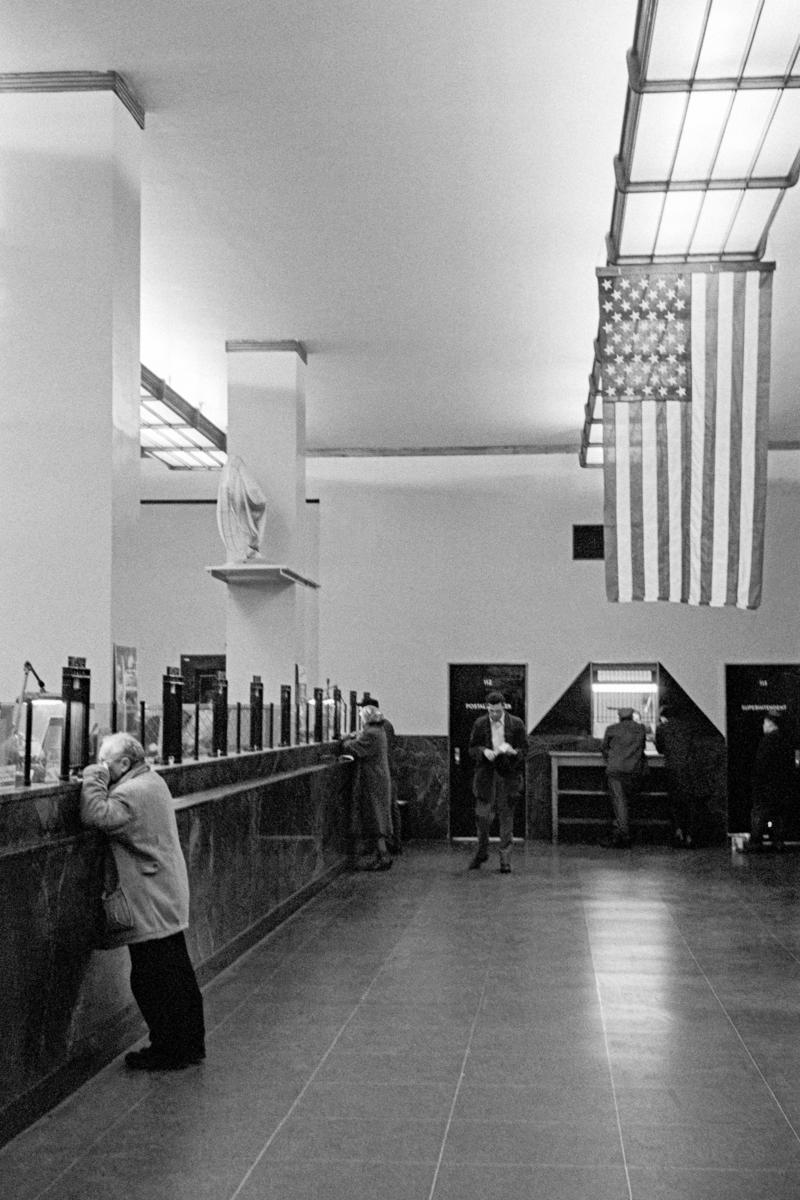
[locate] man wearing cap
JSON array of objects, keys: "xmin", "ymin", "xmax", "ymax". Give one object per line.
[
  {"xmin": 358, "ymin": 694, "xmax": 401, "ymax": 853},
  {"xmin": 601, "ymin": 707, "xmax": 647, "ymax": 849},
  {"xmin": 467, "ymin": 691, "xmax": 528, "ymax": 873}
]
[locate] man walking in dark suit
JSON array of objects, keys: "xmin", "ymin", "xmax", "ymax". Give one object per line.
[{"xmin": 468, "ymin": 691, "xmax": 528, "ymax": 873}]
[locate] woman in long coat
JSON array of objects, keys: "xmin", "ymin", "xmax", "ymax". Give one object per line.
[{"xmin": 341, "ymin": 705, "xmax": 393, "ymax": 870}]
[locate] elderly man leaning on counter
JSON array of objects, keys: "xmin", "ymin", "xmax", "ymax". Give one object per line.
[{"xmin": 80, "ymin": 732, "xmax": 206, "ymax": 1071}]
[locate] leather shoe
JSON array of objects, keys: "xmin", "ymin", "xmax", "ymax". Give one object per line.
[
  {"xmin": 599, "ymin": 835, "xmax": 632, "ymax": 849},
  {"xmin": 499, "ymin": 863, "xmax": 512, "ymax": 874},
  {"xmin": 125, "ymin": 1047, "xmax": 204, "ymax": 1071},
  {"xmin": 366, "ymin": 854, "xmax": 393, "ymax": 871},
  {"xmin": 468, "ymin": 852, "xmax": 488, "ymax": 870}
]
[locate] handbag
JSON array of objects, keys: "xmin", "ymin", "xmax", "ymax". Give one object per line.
[
  {"xmin": 101, "ymin": 854, "xmax": 135, "ymax": 933},
  {"xmin": 102, "ymin": 887, "xmax": 135, "ymax": 933}
]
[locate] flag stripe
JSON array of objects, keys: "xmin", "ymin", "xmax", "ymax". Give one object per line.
[
  {"xmin": 666, "ymin": 400, "xmax": 686, "ymax": 600},
  {"xmin": 629, "ymin": 403, "xmax": 644, "ymax": 600},
  {"xmin": 711, "ymin": 272, "xmax": 733, "ymax": 606},
  {"xmin": 726, "ymin": 271, "xmax": 746, "ymax": 605},
  {"xmin": 699, "ymin": 270, "xmax": 718, "ymax": 606},
  {"xmin": 641, "ymin": 400, "xmax": 659, "ymax": 600},
  {"xmin": 688, "ymin": 271, "xmax": 707, "ymax": 605},
  {"xmin": 747, "ymin": 270, "xmax": 773, "ymax": 608},
  {"xmin": 680, "ymin": 394, "xmax": 691, "ymax": 602},
  {"xmin": 655, "ymin": 400, "xmax": 671, "ymax": 600},
  {"xmin": 603, "ymin": 398, "xmax": 619, "ymax": 602}
]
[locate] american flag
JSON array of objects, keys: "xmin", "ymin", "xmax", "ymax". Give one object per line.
[{"xmin": 597, "ymin": 264, "xmax": 773, "ymax": 608}]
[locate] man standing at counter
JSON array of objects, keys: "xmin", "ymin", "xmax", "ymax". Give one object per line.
[
  {"xmin": 80, "ymin": 733, "xmax": 206, "ymax": 1070},
  {"xmin": 601, "ymin": 707, "xmax": 646, "ymax": 849},
  {"xmin": 468, "ymin": 691, "xmax": 528, "ymax": 873}
]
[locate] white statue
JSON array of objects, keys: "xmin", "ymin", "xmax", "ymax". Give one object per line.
[{"xmin": 216, "ymin": 455, "xmax": 268, "ymax": 561}]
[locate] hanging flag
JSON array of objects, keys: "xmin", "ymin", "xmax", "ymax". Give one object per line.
[{"xmin": 597, "ymin": 263, "xmax": 773, "ymax": 609}]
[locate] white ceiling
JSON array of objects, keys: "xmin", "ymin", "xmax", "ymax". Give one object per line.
[{"xmin": 4, "ymin": 1, "xmax": 800, "ymax": 452}]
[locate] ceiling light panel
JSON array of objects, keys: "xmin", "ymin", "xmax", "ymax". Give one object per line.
[
  {"xmin": 616, "ymin": 192, "xmax": 663, "ymax": 257},
  {"xmin": 747, "ymin": 0, "xmax": 800, "ymax": 76},
  {"xmin": 754, "ymin": 88, "xmax": 800, "ymax": 175},
  {"xmin": 726, "ymin": 186, "xmax": 783, "ymax": 247},
  {"xmin": 714, "ymin": 90, "xmax": 779, "ymax": 178},
  {"xmin": 671, "ymin": 91, "xmax": 732, "ymax": 179},
  {"xmin": 689, "ymin": 189, "xmax": 744, "ymax": 252},
  {"xmin": 694, "ymin": 0, "xmax": 763, "ymax": 79},
  {"xmin": 645, "ymin": 0, "xmax": 800, "ymax": 84},
  {"xmin": 655, "ymin": 191, "xmax": 704, "ymax": 255},
  {"xmin": 645, "ymin": 0, "xmax": 710, "ymax": 80},
  {"xmin": 630, "ymin": 94, "xmax": 685, "ymax": 180},
  {"xmin": 142, "ymin": 398, "xmax": 183, "ymax": 426},
  {"xmin": 141, "ymin": 426, "xmax": 185, "ymax": 450}
]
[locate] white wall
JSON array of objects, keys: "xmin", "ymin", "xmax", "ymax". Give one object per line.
[
  {"xmin": 307, "ymin": 452, "xmax": 800, "ymax": 735},
  {"xmin": 122, "ymin": 499, "xmax": 226, "ymax": 703},
  {"xmin": 127, "ymin": 451, "xmax": 799, "ymax": 732}
]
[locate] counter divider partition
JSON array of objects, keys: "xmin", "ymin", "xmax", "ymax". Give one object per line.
[{"xmin": 549, "ymin": 749, "xmax": 669, "ymax": 844}]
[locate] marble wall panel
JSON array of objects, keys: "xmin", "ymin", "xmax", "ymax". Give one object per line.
[{"xmin": 394, "ymin": 736, "xmax": 449, "ymax": 840}]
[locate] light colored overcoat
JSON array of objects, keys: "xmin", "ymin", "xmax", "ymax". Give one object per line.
[{"xmin": 80, "ymin": 761, "xmax": 190, "ymax": 946}]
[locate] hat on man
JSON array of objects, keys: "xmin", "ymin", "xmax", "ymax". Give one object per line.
[
  {"xmin": 358, "ymin": 692, "xmax": 379, "ymax": 707},
  {"xmin": 617, "ymin": 707, "xmax": 634, "ymax": 720}
]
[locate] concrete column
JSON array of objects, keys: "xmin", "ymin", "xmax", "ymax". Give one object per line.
[
  {"xmin": 216, "ymin": 342, "xmax": 319, "ymax": 705},
  {"xmin": 0, "ymin": 75, "xmax": 143, "ymax": 706}
]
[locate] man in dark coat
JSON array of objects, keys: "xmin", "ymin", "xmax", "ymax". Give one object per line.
[
  {"xmin": 601, "ymin": 707, "xmax": 647, "ymax": 848},
  {"xmin": 359, "ymin": 694, "xmax": 401, "ymax": 853},
  {"xmin": 655, "ymin": 706, "xmax": 697, "ymax": 847},
  {"xmin": 467, "ymin": 691, "xmax": 528, "ymax": 873},
  {"xmin": 341, "ymin": 704, "xmax": 393, "ymax": 870},
  {"xmin": 739, "ymin": 708, "xmax": 797, "ymax": 853}
]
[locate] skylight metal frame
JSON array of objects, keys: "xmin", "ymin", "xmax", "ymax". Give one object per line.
[
  {"xmin": 580, "ymin": 0, "xmax": 800, "ymax": 467},
  {"xmin": 140, "ymin": 365, "xmax": 227, "ymax": 470},
  {"xmin": 608, "ymin": 0, "xmax": 800, "ymax": 265}
]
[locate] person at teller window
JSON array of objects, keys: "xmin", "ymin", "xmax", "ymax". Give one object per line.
[
  {"xmin": 467, "ymin": 691, "xmax": 528, "ymax": 874},
  {"xmin": 80, "ymin": 733, "xmax": 206, "ymax": 1071},
  {"xmin": 601, "ymin": 707, "xmax": 647, "ymax": 849}
]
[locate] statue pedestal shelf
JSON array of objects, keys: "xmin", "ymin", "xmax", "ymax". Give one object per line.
[{"xmin": 206, "ymin": 562, "xmax": 319, "ymax": 588}]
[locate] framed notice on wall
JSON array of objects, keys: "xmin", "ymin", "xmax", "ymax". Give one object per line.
[
  {"xmin": 113, "ymin": 645, "xmax": 138, "ymax": 733},
  {"xmin": 295, "ymin": 664, "xmax": 307, "ymax": 743}
]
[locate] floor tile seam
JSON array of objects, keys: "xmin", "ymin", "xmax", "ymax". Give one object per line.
[
  {"xmin": 13, "ymin": 875, "xmax": 423, "ymax": 1197},
  {"xmin": 223, "ymin": 872, "xmax": 445, "ymax": 1200},
  {"xmin": 199, "ymin": 880, "xmax": 371, "ymax": 1043},
  {"xmin": 261, "ymin": 1153, "xmax": 630, "ymax": 1169},
  {"xmin": 205, "ymin": 871, "xmax": 435, "ymax": 1043},
  {"xmin": 712, "ymin": 880, "xmax": 800, "ymax": 967},
  {"xmin": 577, "ymin": 876, "xmax": 635, "ymax": 1200},
  {"xmin": 425, "ymin": 919, "xmax": 516, "ymax": 1200},
  {"xmin": 21, "ymin": 1084, "xmax": 156, "ymax": 1200},
  {"xmin": 666, "ymin": 907, "xmax": 800, "ymax": 1146}
]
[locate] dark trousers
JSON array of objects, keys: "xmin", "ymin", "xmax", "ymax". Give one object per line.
[
  {"xmin": 607, "ymin": 773, "xmax": 638, "ymax": 839},
  {"xmin": 474, "ymin": 777, "xmax": 518, "ymax": 866},
  {"xmin": 129, "ymin": 931, "xmax": 205, "ymax": 1060}
]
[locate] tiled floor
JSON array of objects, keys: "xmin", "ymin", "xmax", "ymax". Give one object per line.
[{"xmin": 4, "ymin": 842, "xmax": 800, "ymax": 1200}]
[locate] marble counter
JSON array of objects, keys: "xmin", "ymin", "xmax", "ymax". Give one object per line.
[{"xmin": 0, "ymin": 744, "xmax": 353, "ymax": 1146}]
